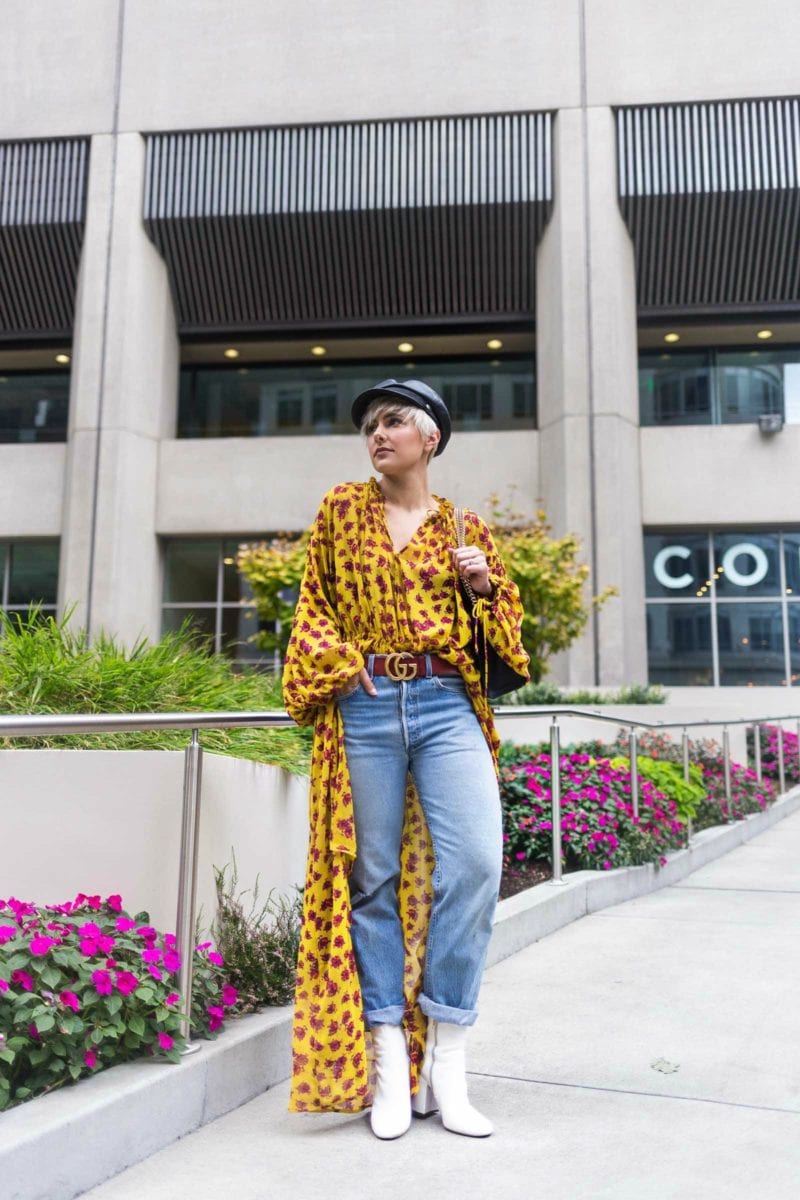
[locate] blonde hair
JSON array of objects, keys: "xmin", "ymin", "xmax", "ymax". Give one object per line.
[{"xmin": 359, "ymin": 398, "xmax": 440, "ymax": 462}]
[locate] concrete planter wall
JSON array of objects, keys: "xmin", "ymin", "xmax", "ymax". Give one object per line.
[{"xmin": 0, "ymin": 749, "xmax": 309, "ymax": 936}]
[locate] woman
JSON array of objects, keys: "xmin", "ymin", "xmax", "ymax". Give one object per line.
[{"xmin": 282, "ymin": 377, "xmax": 529, "ymax": 1139}]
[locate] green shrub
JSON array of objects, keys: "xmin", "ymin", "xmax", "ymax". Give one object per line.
[
  {"xmin": 502, "ymin": 682, "xmax": 667, "ymax": 706},
  {"xmin": 609, "ymin": 755, "xmax": 704, "ymax": 825}
]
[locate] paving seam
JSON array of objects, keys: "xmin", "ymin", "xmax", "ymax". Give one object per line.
[
  {"xmin": 672, "ymin": 885, "xmax": 800, "ymax": 895},
  {"xmin": 468, "ymin": 1071, "xmax": 800, "ymax": 1116}
]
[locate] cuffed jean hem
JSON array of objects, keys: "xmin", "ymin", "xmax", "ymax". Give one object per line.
[
  {"xmin": 418, "ymin": 993, "xmax": 477, "ymax": 1027},
  {"xmin": 364, "ymin": 1004, "xmax": 406, "ymax": 1028}
]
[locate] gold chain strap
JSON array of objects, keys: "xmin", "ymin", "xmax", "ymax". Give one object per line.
[{"xmin": 454, "ymin": 506, "xmax": 478, "ymax": 608}]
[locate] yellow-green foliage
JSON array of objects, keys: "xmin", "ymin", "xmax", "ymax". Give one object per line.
[
  {"xmin": 609, "ymin": 755, "xmax": 706, "ymax": 824},
  {"xmin": 236, "ymin": 533, "xmax": 310, "ymax": 657}
]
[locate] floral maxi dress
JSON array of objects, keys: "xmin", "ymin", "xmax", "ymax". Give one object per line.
[{"xmin": 282, "ymin": 477, "xmax": 529, "ymax": 1112}]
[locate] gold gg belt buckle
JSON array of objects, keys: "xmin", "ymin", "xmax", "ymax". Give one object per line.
[{"xmin": 384, "ymin": 652, "xmax": 419, "ymax": 681}]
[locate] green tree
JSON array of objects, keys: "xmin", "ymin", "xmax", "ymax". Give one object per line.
[{"xmin": 236, "ymin": 533, "xmax": 310, "ymax": 658}]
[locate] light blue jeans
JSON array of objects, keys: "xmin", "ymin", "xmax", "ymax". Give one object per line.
[{"xmin": 338, "ymin": 655, "xmax": 502, "ymax": 1028}]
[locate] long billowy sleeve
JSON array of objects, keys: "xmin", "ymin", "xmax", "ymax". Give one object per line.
[
  {"xmin": 466, "ymin": 510, "xmax": 531, "ymax": 681},
  {"xmin": 282, "ymin": 494, "xmax": 364, "ymax": 726}
]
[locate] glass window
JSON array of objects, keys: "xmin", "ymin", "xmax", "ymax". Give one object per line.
[
  {"xmin": 646, "ymin": 602, "xmax": 713, "ymax": 685},
  {"xmin": 717, "ymin": 602, "xmax": 785, "ymax": 686},
  {"xmin": 784, "ymin": 534, "xmax": 800, "ymax": 596},
  {"xmin": 644, "ymin": 533, "xmax": 709, "ymax": 599},
  {"xmin": 0, "ymin": 371, "xmax": 70, "ymax": 443},
  {"xmin": 162, "ymin": 541, "xmax": 219, "ymax": 603},
  {"xmin": 177, "ymin": 355, "xmax": 536, "ymax": 438},
  {"xmin": 640, "ymin": 345, "xmax": 800, "ymax": 427},
  {"xmin": 645, "ymin": 529, "xmax": 800, "ymax": 686},
  {"xmin": 1, "ymin": 541, "xmax": 59, "ymax": 613},
  {"xmin": 713, "ymin": 533, "xmax": 780, "ymax": 599},
  {"xmin": 639, "ymin": 352, "xmax": 712, "ymax": 426},
  {"xmin": 162, "ymin": 538, "xmax": 276, "ymax": 670}
]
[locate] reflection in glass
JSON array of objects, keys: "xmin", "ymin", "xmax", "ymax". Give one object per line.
[
  {"xmin": 789, "ymin": 604, "xmax": 800, "ymax": 686},
  {"xmin": 178, "ymin": 356, "xmax": 536, "ymax": 438},
  {"xmin": 639, "ymin": 352, "xmax": 711, "ymax": 426},
  {"xmin": 162, "ymin": 542, "xmax": 219, "ymax": 603},
  {"xmin": 717, "ymin": 602, "xmax": 785, "ymax": 686},
  {"xmin": 0, "ymin": 373, "xmax": 70, "ymax": 443},
  {"xmin": 646, "ymin": 602, "xmax": 713, "ymax": 685},
  {"xmin": 6, "ymin": 542, "xmax": 59, "ymax": 605},
  {"xmin": 784, "ymin": 534, "xmax": 800, "ymax": 596},
  {"xmin": 713, "ymin": 533, "xmax": 780, "ymax": 598},
  {"xmin": 161, "ymin": 606, "xmax": 216, "ymax": 649},
  {"xmin": 644, "ymin": 533, "xmax": 709, "ymax": 599},
  {"xmin": 222, "ymin": 540, "xmax": 257, "ymax": 603},
  {"xmin": 220, "ymin": 605, "xmax": 275, "ymax": 665}
]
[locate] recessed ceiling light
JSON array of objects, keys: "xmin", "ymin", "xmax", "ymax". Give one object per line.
[
  {"xmin": 310, "ymin": 345, "xmax": 327, "ymax": 357},
  {"xmin": 397, "ymin": 341, "xmax": 414, "ymax": 353},
  {"xmin": 486, "ymin": 338, "xmax": 503, "ymax": 351},
  {"xmin": 663, "ymin": 333, "xmax": 680, "ymax": 344},
  {"xmin": 756, "ymin": 329, "xmax": 773, "ymax": 340},
  {"xmin": 223, "ymin": 348, "xmax": 239, "ymax": 359},
  {"xmin": 55, "ymin": 353, "xmax": 70, "ymax": 364}
]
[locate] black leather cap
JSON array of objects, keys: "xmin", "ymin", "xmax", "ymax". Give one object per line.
[{"xmin": 351, "ymin": 378, "xmax": 451, "ymax": 456}]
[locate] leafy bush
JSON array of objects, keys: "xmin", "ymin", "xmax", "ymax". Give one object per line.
[
  {"xmin": 211, "ymin": 855, "xmax": 302, "ymax": 1011},
  {"xmin": 0, "ymin": 891, "xmax": 239, "ymax": 1110},
  {"xmin": 0, "ymin": 604, "xmax": 311, "ymax": 775},
  {"xmin": 500, "ymin": 749, "xmax": 687, "ymax": 873},
  {"xmin": 609, "ymin": 730, "xmax": 775, "ymax": 830},
  {"xmin": 608, "ymin": 755, "xmax": 704, "ymax": 825}
]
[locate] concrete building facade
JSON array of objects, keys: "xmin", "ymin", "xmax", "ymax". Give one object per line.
[{"xmin": 2, "ymin": 0, "xmax": 800, "ymax": 689}]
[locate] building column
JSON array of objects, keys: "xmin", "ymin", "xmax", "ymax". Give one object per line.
[
  {"xmin": 59, "ymin": 132, "xmax": 179, "ymax": 646},
  {"xmin": 536, "ymin": 106, "xmax": 647, "ymax": 687}
]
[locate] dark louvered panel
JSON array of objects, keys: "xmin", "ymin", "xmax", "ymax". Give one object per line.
[
  {"xmin": 616, "ymin": 100, "xmax": 800, "ymax": 314},
  {"xmin": 143, "ymin": 114, "xmax": 553, "ymax": 332},
  {"xmin": 0, "ymin": 139, "xmax": 90, "ymax": 339}
]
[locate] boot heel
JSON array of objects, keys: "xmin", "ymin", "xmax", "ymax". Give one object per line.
[{"xmin": 411, "ymin": 1077, "xmax": 438, "ymax": 1118}]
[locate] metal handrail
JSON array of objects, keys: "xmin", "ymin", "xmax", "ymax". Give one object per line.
[{"xmin": 2, "ymin": 704, "xmax": 798, "ymax": 1048}]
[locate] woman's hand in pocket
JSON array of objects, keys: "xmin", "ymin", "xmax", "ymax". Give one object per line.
[{"xmin": 336, "ymin": 667, "xmax": 377, "ymax": 699}]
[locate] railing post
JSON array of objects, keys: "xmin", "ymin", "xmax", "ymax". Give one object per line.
[
  {"xmin": 777, "ymin": 721, "xmax": 786, "ymax": 795},
  {"xmin": 549, "ymin": 717, "xmax": 565, "ymax": 885},
  {"xmin": 176, "ymin": 728, "xmax": 203, "ymax": 1051},
  {"xmin": 628, "ymin": 727, "xmax": 639, "ymax": 821},
  {"xmin": 722, "ymin": 727, "xmax": 733, "ymax": 822},
  {"xmin": 753, "ymin": 722, "xmax": 762, "ymax": 782},
  {"xmin": 682, "ymin": 728, "xmax": 692, "ymax": 847}
]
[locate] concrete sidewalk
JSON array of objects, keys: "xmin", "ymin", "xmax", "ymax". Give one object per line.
[{"xmin": 83, "ymin": 812, "xmax": 800, "ymax": 1200}]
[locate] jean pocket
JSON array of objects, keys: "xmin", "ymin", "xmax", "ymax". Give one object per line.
[{"xmin": 432, "ymin": 675, "xmax": 467, "ymax": 695}]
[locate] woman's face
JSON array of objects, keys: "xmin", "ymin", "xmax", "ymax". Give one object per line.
[{"xmin": 363, "ymin": 407, "xmax": 438, "ymax": 474}]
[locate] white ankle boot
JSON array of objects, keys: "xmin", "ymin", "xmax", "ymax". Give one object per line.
[
  {"xmin": 411, "ymin": 1018, "xmax": 493, "ymax": 1137},
  {"xmin": 370, "ymin": 1024, "xmax": 412, "ymax": 1139}
]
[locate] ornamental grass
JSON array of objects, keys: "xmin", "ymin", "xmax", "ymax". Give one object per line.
[
  {"xmin": 0, "ymin": 891, "xmax": 238, "ymax": 1110},
  {"xmin": 0, "ymin": 603, "xmax": 311, "ymax": 774}
]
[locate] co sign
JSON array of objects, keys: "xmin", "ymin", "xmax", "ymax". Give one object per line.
[{"xmin": 653, "ymin": 542, "xmax": 769, "ymax": 590}]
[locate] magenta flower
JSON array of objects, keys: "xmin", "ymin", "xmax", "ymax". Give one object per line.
[
  {"xmin": 207, "ymin": 1005, "xmax": 224, "ymax": 1032},
  {"xmin": 141, "ymin": 947, "xmax": 162, "ymax": 964},
  {"xmin": 147, "ymin": 964, "xmax": 164, "ymax": 981},
  {"xmin": 79, "ymin": 938, "xmax": 100, "ymax": 956},
  {"xmin": 157, "ymin": 1032, "xmax": 174, "ymax": 1051},
  {"xmin": 207, "ymin": 951, "xmax": 224, "ymax": 967},
  {"xmin": 164, "ymin": 933, "xmax": 177, "ymax": 949},
  {"xmin": 60, "ymin": 990, "xmax": 81, "ymax": 1012},
  {"xmin": 165, "ymin": 991, "xmax": 180, "ymax": 1007},
  {"xmin": 136, "ymin": 926, "xmax": 158, "ymax": 941},
  {"xmin": 11, "ymin": 969, "xmax": 34, "ymax": 991},
  {"xmin": 162, "ymin": 950, "xmax": 181, "ymax": 973},
  {"xmin": 196, "ymin": 941, "xmax": 212, "ymax": 951},
  {"xmin": 29, "ymin": 934, "xmax": 58, "ymax": 956},
  {"xmin": 0, "ymin": 979, "xmax": 8, "ymax": 992},
  {"xmin": 84, "ymin": 1049, "xmax": 98, "ymax": 1069},
  {"xmin": 0, "ymin": 925, "xmax": 17, "ymax": 944},
  {"xmin": 28, "ymin": 1022, "xmax": 40, "ymax": 1039},
  {"xmin": 221, "ymin": 983, "xmax": 238, "ymax": 1007},
  {"xmin": 115, "ymin": 971, "xmax": 140, "ymax": 996},
  {"xmin": 105, "ymin": 894, "xmax": 123, "ymax": 912},
  {"xmin": 78, "ymin": 921, "xmax": 103, "ymax": 938},
  {"xmin": 115, "ymin": 917, "xmax": 136, "ymax": 932},
  {"xmin": 91, "ymin": 969, "xmax": 113, "ymax": 995}
]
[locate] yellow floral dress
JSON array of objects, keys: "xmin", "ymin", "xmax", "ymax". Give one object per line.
[{"xmin": 282, "ymin": 477, "xmax": 529, "ymax": 1113}]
